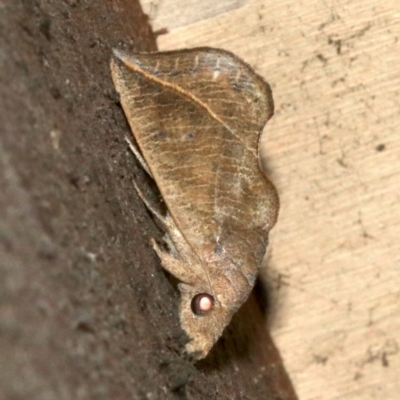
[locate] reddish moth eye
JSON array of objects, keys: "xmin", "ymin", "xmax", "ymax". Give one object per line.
[{"xmin": 191, "ymin": 293, "xmax": 214, "ymax": 316}]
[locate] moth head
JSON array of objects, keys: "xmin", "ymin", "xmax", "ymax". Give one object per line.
[{"xmin": 178, "ymin": 283, "xmax": 235, "ymax": 360}]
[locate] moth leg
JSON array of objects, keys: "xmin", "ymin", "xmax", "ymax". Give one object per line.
[
  {"xmin": 126, "ymin": 136, "xmax": 195, "ymax": 259},
  {"xmin": 131, "ymin": 177, "xmax": 191, "ymax": 257},
  {"xmin": 161, "ymin": 217, "xmax": 209, "ymax": 287},
  {"xmin": 129, "ymin": 165, "xmax": 183, "ymax": 248},
  {"xmin": 162, "ymin": 216, "xmax": 197, "ymax": 262},
  {"xmin": 125, "ymin": 135, "xmax": 153, "ymax": 178},
  {"xmin": 151, "ymin": 238, "xmax": 198, "ymax": 284},
  {"xmin": 131, "ymin": 177, "xmax": 188, "ymax": 275},
  {"xmin": 131, "ymin": 178, "xmax": 167, "ymax": 225},
  {"xmin": 130, "ymin": 160, "xmax": 203, "ymax": 282}
]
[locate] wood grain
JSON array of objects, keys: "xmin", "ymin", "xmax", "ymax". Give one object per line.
[{"xmin": 140, "ymin": 0, "xmax": 400, "ymax": 398}]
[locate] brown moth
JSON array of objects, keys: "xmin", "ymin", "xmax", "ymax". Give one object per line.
[{"xmin": 110, "ymin": 47, "xmax": 279, "ymax": 359}]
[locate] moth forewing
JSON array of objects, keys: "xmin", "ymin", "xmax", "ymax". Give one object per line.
[{"xmin": 111, "ymin": 47, "xmax": 279, "ymax": 359}]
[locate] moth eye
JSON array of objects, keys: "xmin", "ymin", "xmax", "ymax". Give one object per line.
[{"xmin": 191, "ymin": 293, "xmax": 214, "ymax": 316}]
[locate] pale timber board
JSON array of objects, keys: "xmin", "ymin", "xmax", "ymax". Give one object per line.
[{"xmin": 140, "ymin": 1, "xmax": 400, "ymax": 399}]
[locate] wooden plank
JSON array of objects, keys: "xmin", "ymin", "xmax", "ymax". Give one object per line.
[{"xmin": 141, "ymin": 0, "xmax": 400, "ymax": 398}]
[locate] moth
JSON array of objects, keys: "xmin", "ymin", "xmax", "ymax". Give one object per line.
[{"xmin": 110, "ymin": 47, "xmax": 279, "ymax": 359}]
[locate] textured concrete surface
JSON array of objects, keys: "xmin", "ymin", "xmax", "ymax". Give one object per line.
[{"xmin": 0, "ymin": 1, "xmax": 297, "ymax": 399}]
